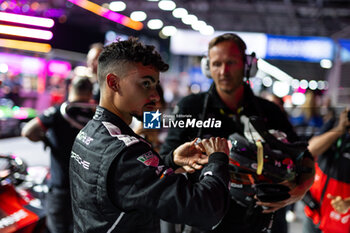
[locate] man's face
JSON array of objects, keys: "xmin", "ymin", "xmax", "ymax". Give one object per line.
[
  {"xmin": 117, "ymin": 63, "xmax": 160, "ymax": 121},
  {"xmin": 87, "ymin": 47, "xmax": 102, "ymax": 75},
  {"xmin": 209, "ymin": 40, "xmax": 245, "ymax": 94}
]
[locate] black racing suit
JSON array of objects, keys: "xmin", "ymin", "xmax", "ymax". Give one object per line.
[
  {"xmin": 160, "ymin": 84, "xmax": 299, "ymax": 233},
  {"xmin": 70, "ymin": 106, "xmax": 230, "ymax": 233}
]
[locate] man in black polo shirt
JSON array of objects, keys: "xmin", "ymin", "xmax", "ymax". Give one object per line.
[
  {"xmin": 22, "ymin": 76, "xmax": 95, "ymax": 233},
  {"xmin": 160, "ymin": 33, "xmax": 315, "ymax": 233}
]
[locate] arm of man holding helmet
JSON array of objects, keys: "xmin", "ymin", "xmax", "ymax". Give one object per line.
[{"xmin": 251, "ymin": 104, "xmax": 316, "ymax": 213}]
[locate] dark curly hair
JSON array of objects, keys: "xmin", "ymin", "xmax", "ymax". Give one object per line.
[{"xmin": 97, "ymin": 37, "xmax": 169, "ymax": 86}]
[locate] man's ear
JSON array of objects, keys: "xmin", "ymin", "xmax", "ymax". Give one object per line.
[{"xmin": 106, "ymin": 73, "xmax": 119, "ymax": 92}]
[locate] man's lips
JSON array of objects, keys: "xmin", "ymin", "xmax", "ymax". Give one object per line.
[
  {"xmin": 219, "ymin": 78, "xmax": 231, "ymax": 83},
  {"xmin": 144, "ymin": 103, "xmax": 156, "ymax": 110}
]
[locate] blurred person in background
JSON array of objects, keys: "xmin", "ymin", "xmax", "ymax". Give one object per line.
[
  {"xmin": 21, "ymin": 76, "xmax": 95, "ymax": 233},
  {"xmin": 86, "ymin": 42, "xmax": 104, "ymax": 103},
  {"xmin": 2, "ymin": 73, "xmax": 21, "ymax": 106},
  {"xmin": 303, "ymin": 108, "xmax": 350, "ymax": 233},
  {"xmin": 290, "ymin": 90, "xmax": 323, "ymax": 141},
  {"xmin": 160, "ymin": 33, "xmax": 315, "ymax": 233},
  {"xmin": 319, "ymin": 95, "xmax": 337, "ymax": 134},
  {"xmin": 69, "ymin": 37, "xmax": 231, "ymax": 233}
]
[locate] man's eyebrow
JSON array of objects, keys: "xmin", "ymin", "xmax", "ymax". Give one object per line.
[{"xmin": 142, "ymin": 76, "xmax": 157, "ymax": 83}]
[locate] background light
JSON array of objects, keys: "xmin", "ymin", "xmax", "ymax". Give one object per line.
[
  {"xmin": 161, "ymin": 25, "xmax": 177, "ymax": 36},
  {"xmin": 109, "ymin": 1, "xmax": 126, "ymax": 12},
  {"xmin": 0, "ymin": 24, "xmax": 53, "ymax": 40},
  {"xmin": 291, "ymin": 79, "xmax": 300, "ymax": 89},
  {"xmin": 200, "ymin": 25, "xmax": 214, "ymax": 35},
  {"xmin": 299, "ymin": 79, "xmax": 308, "ymax": 89},
  {"xmin": 147, "ymin": 19, "xmax": 163, "ymax": 30},
  {"xmin": 105, "ymin": 30, "xmax": 117, "ymax": 42},
  {"xmin": 0, "ymin": 63, "xmax": 8, "ymax": 73},
  {"xmin": 320, "ymin": 59, "xmax": 332, "ymax": 69},
  {"xmin": 317, "ymin": 80, "xmax": 326, "ymax": 90},
  {"xmin": 0, "ymin": 12, "xmax": 55, "ymax": 28},
  {"xmin": 308, "ymin": 80, "xmax": 318, "ymax": 90},
  {"xmin": 262, "ymin": 76, "xmax": 273, "ymax": 87},
  {"xmin": 67, "ymin": 0, "xmax": 143, "ymax": 30},
  {"xmin": 291, "ymin": 92, "xmax": 306, "ymax": 105},
  {"xmin": 0, "ymin": 38, "xmax": 52, "ymax": 53},
  {"xmin": 191, "ymin": 20, "xmax": 206, "ymax": 31},
  {"xmin": 130, "ymin": 11, "xmax": 147, "ymax": 21},
  {"xmin": 172, "ymin": 8, "xmax": 187, "ymax": 18},
  {"xmin": 158, "ymin": 0, "xmax": 176, "ymax": 11},
  {"xmin": 272, "ymin": 81, "xmax": 290, "ymax": 97},
  {"xmin": 181, "ymin": 14, "xmax": 197, "ymax": 25}
]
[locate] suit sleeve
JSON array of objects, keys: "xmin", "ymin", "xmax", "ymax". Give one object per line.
[{"xmin": 108, "ymin": 143, "xmax": 230, "ymax": 230}]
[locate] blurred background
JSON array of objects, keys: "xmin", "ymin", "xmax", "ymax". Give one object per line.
[{"xmin": 0, "ymin": 0, "xmax": 350, "ymax": 139}]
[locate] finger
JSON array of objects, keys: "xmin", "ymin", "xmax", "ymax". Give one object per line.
[
  {"xmin": 196, "ymin": 156, "xmax": 209, "ymax": 165},
  {"xmin": 182, "ymin": 165, "xmax": 195, "ymax": 173},
  {"xmin": 191, "ymin": 163, "xmax": 203, "ymax": 170},
  {"xmin": 194, "ymin": 142, "xmax": 205, "ymax": 153},
  {"xmin": 327, "ymin": 194, "xmax": 336, "ymax": 200},
  {"xmin": 262, "ymin": 207, "xmax": 280, "ymax": 213},
  {"xmin": 174, "ymin": 167, "xmax": 186, "ymax": 174},
  {"xmin": 190, "ymin": 138, "xmax": 198, "ymax": 146}
]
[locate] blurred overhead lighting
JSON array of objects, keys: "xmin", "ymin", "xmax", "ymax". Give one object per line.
[
  {"xmin": 257, "ymin": 59, "xmax": 293, "ymax": 84},
  {"xmin": 317, "ymin": 80, "xmax": 326, "ymax": 90},
  {"xmin": 147, "ymin": 19, "xmax": 163, "ymax": 30},
  {"xmin": 191, "ymin": 20, "xmax": 206, "ymax": 31},
  {"xmin": 0, "ymin": 63, "xmax": 8, "ymax": 73},
  {"xmin": 158, "ymin": 0, "xmax": 176, "ymax": 11},
  {"xmin": 272, "ymin": 81, "xmax": 290, "ymax": 97},
  {"xmin": 199, "ymin": 25, "xmax": 214, "ymax": 35},
  {"xmin": 291, "ymin": 92, "xmax": 306, "ymax": 105},
  {"xmin": 109, "ymin": 1, "xmax": 126, "ymax": 12},
  {"xmin": 0, "ymin": 24, "xmax": 53, "ymax": 40},
  {"xmin": 0, "ymin": 38, "xmax": 51, "ymax": 53},
  {"xmin": 0, "ymin": 12, "xmax": 54, "ymax": 28},
  {"xmin": 181, "ymin": 14, "xmax": 197, "ymax": 25},
  {"xmin": 308, "ymin": 80, "xmax": 318, "ymax": 90},
  {"xmin": 130, "ymin": 11, "xmax": 147, "ymax": 21},
  {"xmin": 299, "ymin": 79, "xmax": 308, "ymax": 89},
  {"xmin": 67, "ymin": 0, "xmax": 143, "ymax": 30},
  {"xmin": 158, "ymin": 30, "xmax": 168, "ymax": 39},
  {"xmin": 161, "ymin": 25, "xmax": 177, "ymax": 36},
  {"xmin": 262, "ymin": 76, "xmax": 273, "ymax": 87},
  {"xmin": 320, "ymin": 59, "xmax": 332, "ymax": 69},
  {"xmin": 291, "ymin": 79, "xmax": 300, "ymax": 89},
  {"xmin": 172, "ymin": 8, "xmax": 187, "ymax": 18}
]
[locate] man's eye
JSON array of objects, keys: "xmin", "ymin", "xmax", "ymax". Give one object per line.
[{"xmin": 143, "ymin": 81, "xmax": 151, "ymax": 88}]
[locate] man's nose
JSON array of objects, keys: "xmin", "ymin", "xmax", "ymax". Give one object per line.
[
  {"xmin": 219, "ymin": 63, "xmax": 229, "ymax": 75},
  {"xmin": 150, "ymin": 88, "xmax": 160, "ymax": 102}
]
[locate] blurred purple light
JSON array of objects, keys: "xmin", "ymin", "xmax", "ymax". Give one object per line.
[{"xmin": 47, "ymin": 60, "xmax": 72, "ymax": 78}]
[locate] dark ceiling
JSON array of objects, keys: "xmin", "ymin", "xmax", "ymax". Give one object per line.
[
  {"xmin": 14, "ymin": 0, "xmax": 350, "ymax": 52},
  {"xmin": 62, "ymin": 0, "xmax": 350, "ymax": 39},
  {"xmin": 4, "ymin": 0, "xmax": 350, "ymax": 81}
]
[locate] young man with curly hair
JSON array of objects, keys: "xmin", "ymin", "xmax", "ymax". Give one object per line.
[{"xmin": 69, "ymin": 38, "xmax": 231, "ymax": 233}]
